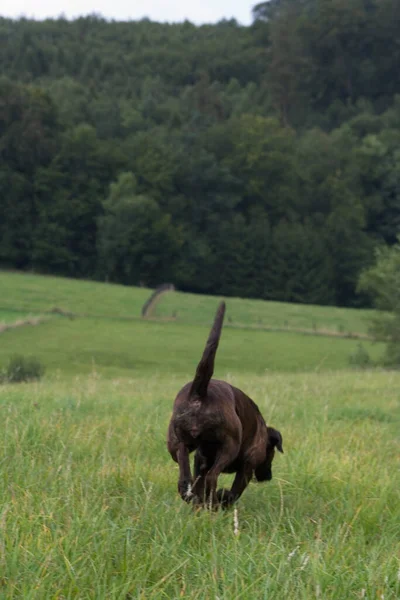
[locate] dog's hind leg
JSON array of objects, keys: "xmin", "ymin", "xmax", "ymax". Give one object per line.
[
  {"xmin": 192, "ymin": 451, "xmax": 207, "ymax": 502},
  {"xmin": 177, "ymin": 443, "xmax": 193, "ymax": 502},
  {"xmin": 192, "ymin": 449, "xmax": 216, "ymax": 504},
  {"xmin": 203, "ymin": 438, "xmax": 239, "ymax": 507}
]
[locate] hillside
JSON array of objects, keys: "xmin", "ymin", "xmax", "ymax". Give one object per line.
[
  {"xmin": 0, "ymin": 270, "xmax": 375, "ymax": 335},
  {"xmin": 152, "ymin": 290, "xmax": 376, "ymax": 337},
  {"xmin": 0, "ymin": 272, "xmax": 383, "ymax": 376},
  {"xmin": 0, "ymin": 271, "xmax": 150, "ymax": 319}
]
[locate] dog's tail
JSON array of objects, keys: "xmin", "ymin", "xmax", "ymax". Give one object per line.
[{"xmin": 190, "ymin": 301, "xmax": 226, "ymax": 398}]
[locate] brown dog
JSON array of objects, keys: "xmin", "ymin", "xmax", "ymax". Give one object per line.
[{"xmin": 167, "ymin": 301, "xmax": 283, "ymax": 508}]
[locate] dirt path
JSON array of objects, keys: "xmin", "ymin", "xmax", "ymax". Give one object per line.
[{"xmin": 141, "ymin": 284, "xmax": 175, "ymax": 318}]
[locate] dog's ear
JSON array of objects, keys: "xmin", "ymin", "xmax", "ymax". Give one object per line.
[{"xmin": 267, "ymin": 426, "xmax": 284, "ymax": 453}]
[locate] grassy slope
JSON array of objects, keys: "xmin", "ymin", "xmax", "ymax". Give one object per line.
[
  {"xmin": 0, "ymin": 309, "xmax": 41, "ymax": 324},
  {"xmin": 0, "ymin": 271, "xmax": 150, "ymax": 318},
  {"xmin": 0, "ymin": 271, "xmax": 377, "ymax": 337},
  {"xmin": 0, "ymin": 371, "xmax": 399, "ymax": 598},
  {"xmin": 0, "ymin": 317, "xmax": 384, "ymax": 377},
  {"xmin": 0, "ymin": 270, "xmax": 384, "ymax": 376},
  {"xmin": 153, "ymin": 290, "xmax": 376, "ymax": 336}
]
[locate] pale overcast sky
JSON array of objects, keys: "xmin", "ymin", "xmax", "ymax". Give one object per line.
[{"xmin": 1, "ymin": 0, "xmax": 255, "ymax": 25}]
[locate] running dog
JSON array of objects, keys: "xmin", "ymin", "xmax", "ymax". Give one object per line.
[{"xmin": 167, "ymin": 302, "xmax": 283, "ymax": 508}]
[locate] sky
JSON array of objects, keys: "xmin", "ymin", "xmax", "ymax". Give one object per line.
[{"xmin": 1, "ymin": 0, "xmax": 255, "ymax": 25}]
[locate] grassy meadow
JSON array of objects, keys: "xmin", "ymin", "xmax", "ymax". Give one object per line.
[
  {"xmin": 0, "ymin": 271, "xmax": 399, "ymax": 598},
  {"xmin": 0, "ymin": 271, "xmax": 150, "ymax": 319},
  {"xmin": 0, "ymin": 317, "xmax": 385, "ymax": 377},
  {"xmin": 0, "ymin": 372, "xmax": 399, "ymax": 599},
  {"xmin": 0, "ymin": 309, "xmax": 41, "ymax": 325},
  {"xmin": 0, "ymin": 271, "xmax": 376, "ymax": 337},
  {"xmin": 152, "ymin": 290, "xmax": 376, "ymax": 337}
]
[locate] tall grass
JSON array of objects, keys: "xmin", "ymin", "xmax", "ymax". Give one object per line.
[{"xmin": 0, "ymin": 371, "xmax": 399, "ymax": 598}]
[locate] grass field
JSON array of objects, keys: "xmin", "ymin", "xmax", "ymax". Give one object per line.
[
  {"xmin": 0, "ymin": 371, "xmax": 399, "ymax": 599},
  {"xmin": 0, "ymin": 271, "xmax": 398, "ymax": 598},
  {"xmin": 0, "ymin": 317, "xmax": 385, "ymax": 377},
  {"xmin": 0, "ymin": 271, "xmax": 150, "ymax": 319},
  {"xmin": 153, "ymin": 291, "xmax": 376, "ymax": 337},
  {"xmin": 0, "ymin": 271, "xmax": 377, "ymax": 337},
  {"xmin": 0, "ymin": 309, "xmax": 41, "ymax": 325}
]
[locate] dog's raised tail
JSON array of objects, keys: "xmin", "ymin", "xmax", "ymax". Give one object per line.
[{"xmin": 190, "ymin": 301, "xmax": 226, "ymax": 398}]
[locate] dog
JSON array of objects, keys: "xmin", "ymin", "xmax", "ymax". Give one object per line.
[{"xmin": 167, "ymin": 301, "xmax": 283, "ymax": 508}]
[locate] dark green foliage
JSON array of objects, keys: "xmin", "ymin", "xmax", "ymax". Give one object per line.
[
  {"xmin": 358, "ymin": 241, "xmax": 400, "ymax": 366},
  {"xmin": 0, "ymin": 77, "xmax": 59, "ymax": 268},
  {"xmin": 267, "ymin": 221, "xmax": 335, "ymax": 305},
  {"xmin": 348, "ymin": 343, "xmax": 372, "ymax": 369},
  {"xmin": 98, "ymin": 173, "xmax": 182, "ymax": 286},
  {"xmin": 1, "ymin": 355, "xmax": 45, "ymax": 383},
  {"xmin": 0, "ymin": 5, "xmax": 400, "ymax": 306}
]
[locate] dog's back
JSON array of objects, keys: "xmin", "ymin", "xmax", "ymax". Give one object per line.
[{"xmin": 167, "ymin": 301, "xmax": 228, "ymax": 454}]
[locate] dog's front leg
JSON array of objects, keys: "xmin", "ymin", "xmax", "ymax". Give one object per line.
[
  {"xmin": 177, "ymin": 443, "xmax": 193, "ymax": 502},
  {"xmin": 217, "ymin": 464, "xmax": 253, "ymax": 507}
]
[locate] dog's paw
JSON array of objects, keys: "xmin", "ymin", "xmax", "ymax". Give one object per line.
[
  {"xmin": 216, "ymin": 488, "xmax": 236, "ymax": 508},
  {"xmin": 178, "ymin": 480, "xmax": 194, "ymax": 503}
]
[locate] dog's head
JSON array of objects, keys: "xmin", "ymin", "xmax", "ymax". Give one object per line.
[{"xmin": 254, "ymin": 426, "xmax": 283, "ymax": 482}]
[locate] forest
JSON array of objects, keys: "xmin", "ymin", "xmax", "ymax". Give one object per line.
[{"xmin": 0, "ymin": 0, "xmax": 399, "ymax": 307}]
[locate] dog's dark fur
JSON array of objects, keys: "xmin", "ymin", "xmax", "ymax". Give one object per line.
[{"xmin": 167, "ymin": 301, "xmax": 283, "ymax": 508}]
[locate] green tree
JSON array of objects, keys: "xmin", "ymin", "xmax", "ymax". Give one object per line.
[
  {"xmin": 265, "ymin": 1, "xmax": 310, "ymax": 126},
  {"xmin": 296, "ymin": 124, "xmax": 375, "ymax": 306},
  {"xmin": 0, "ymin": 167, "xmax": 33, "ymax": 268},
  {"xmin": 47, "ymin": 77, "xmax": 91, "ymax": 128},
  {"xmin": 358, "ymin": 240, "xmax": 400, "ymax": 365},
  {"xmin": 267, "ymin": 220, "xmax": 335, "ymax": 305},
  {"xmin": 324, "ymin": 174, "xmax": 372, "ymax": 306},
  {"xmin": 354, "ymin": 127, "xmax": 400, "ymax": 244},
  {"xmin": 97, "ymin": 172, "xmax": 182, "ymax": 286},
  {"xmin": 33, "ymin": 124, "xmax": 120, "ymax": 276},
  {"xmin": 225, "ymin": 114, "xmax": 299, "ymax": 223},
  {"xmin": 0, "ymin": 78, "xmax": 59, "ymax": 268}
]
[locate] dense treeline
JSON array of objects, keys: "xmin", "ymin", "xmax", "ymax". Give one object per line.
[{"xmin": 1, "ymin": 0, "xmax": 400, "ymax": 306}]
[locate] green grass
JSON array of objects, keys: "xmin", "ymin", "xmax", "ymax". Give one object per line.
[
  {"xmin": 0, "ymin": 271, "xmax": 397, "ymax": 597},
  {"xmin": 153, "ymin": 290, "xmax": 376, "ymax": 337},
  {"xmin": 0, "ymin": 371, "xmax": 399, "ymax": 599},
  {"xmin": 0, "ymin": 270, "xmax": 378, "ymax": 338},
  {"xmin": 0, "ymin": 309, "xmax": 41, "ymax": 324},
  {"xmin": 0, "ymin": 316, "xmax": 385, "ymax": 377},
  {"xmin": 0, "ymin": 271, "xmax": 383, "ymax": 378},
  {"xmin": 0, "ymin": 271, "xmax": 150, "ymax": 319}
]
